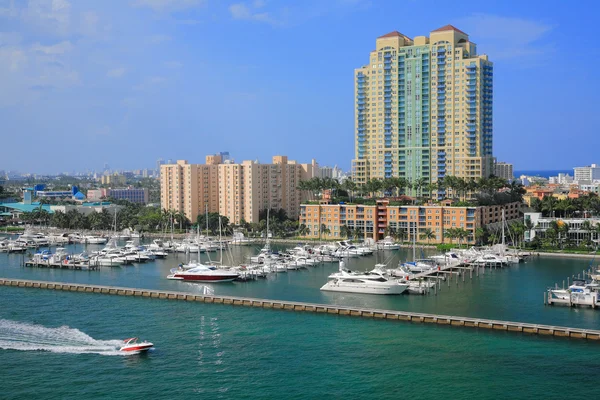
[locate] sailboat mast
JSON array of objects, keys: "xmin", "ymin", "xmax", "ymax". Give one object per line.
[
  {"xmin": 266, "ymin": 208, "xmax": 270, "ymax": 250},
  {"xmin": 218, "ymin": 216, "xmax": 223, "ymax": 265},
  {"xmin": 501, "ymin": 209, "xmax": 505, "ymax": 247},
  {"xmin": 412, "ymin": 226, "xmax": 416, "ymax": 262},
  {"xmin": 205, "ymin": 204, "xmax": 209, "ymax": 237}
]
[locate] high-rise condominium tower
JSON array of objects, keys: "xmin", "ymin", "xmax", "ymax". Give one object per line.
[{"xmin": 352, "ymin": 25, "xmax": 494, "ymax": 196}]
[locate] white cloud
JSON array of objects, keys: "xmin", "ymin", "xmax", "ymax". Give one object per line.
[
  {"xmin": 0, "ymin": 0, "xmax": 18, "ymax": 17},
  {"xmin": 21, "ymin": 0, "xmax": 72, "ymax": 36},
  {"xmin": 31, "ymin": 40, "xmax": 73, "ymax": 55},
  {"xmin": 132, "ymin": 0, "xmax": 203, "ymax": 12},
  {"xmin": 229, "ymin": 2, "xmax": 277, "ymax": 25},
  {"xmin": 107, "ymin": 67, "xmax": 126, "ymax": 78},
  {"xmin": 0, "ymin": 39, "xmax": 80, "ymax": 106},
  {"xmin": 454, "ymin": 14, "xmax": 555, "ymax": 62}
]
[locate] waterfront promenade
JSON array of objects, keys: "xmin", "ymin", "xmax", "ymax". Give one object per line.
[{"xmin": 2, "ymin": 277, "xmax": 599, "ymax": 342}]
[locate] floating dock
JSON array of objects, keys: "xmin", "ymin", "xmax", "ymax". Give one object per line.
[
  {"xmin": 24, "ymin": 260, "xmax": 99, "ymax": 270},
  {"xmin": 1, "ymin": 277, "xmax": 599, "ymax": 341}
]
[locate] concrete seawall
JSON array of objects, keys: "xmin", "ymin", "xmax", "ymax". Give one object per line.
[{"xmin": 1, "ymin": 277, "xmax": 599, "ymax": 342}]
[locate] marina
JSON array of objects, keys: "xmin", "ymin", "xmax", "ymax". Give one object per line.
[
  {"xmin": 2, "ymin": 231, "xmax": 600, "ymax": 331},
  {"xmin": 2, "ymin": 277, "xmax": 600, "ymax": 341}
]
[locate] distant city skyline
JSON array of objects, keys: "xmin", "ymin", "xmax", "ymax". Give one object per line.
[{"xmin": 1, "ymin": 0, "xmax": 599, "ymax": 172}]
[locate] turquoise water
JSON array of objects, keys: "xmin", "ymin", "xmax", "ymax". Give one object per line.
[
  {"xmin": 1, "ymin": 243, "xmax": 600, "ymax": 398},
  {"xmin": 0, "ymin": 243, "xmax": 598, "ymax": 328},
  {"xmin": 1, "ymin": 287, "xmax": 599, "ymax": 399}
]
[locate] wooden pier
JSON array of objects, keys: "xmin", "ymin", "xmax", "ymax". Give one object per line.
[{"xmin": 1, "ymin": 277, "xmax": 599, "ymax": 342}]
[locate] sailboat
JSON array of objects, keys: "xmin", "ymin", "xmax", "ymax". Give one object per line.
[{"xmin": 167, "ymin": 215, "xmax": 239, "ymax": 282}]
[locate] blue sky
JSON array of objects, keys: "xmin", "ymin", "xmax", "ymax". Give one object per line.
[{"xmin": 0, "ymin": 0, "xmax": 598, "ymax": 174}]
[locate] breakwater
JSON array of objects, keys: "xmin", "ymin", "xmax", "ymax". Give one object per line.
[{"xmin": 1, "ymin": 277, "xmax": 599, "ymax": 341}]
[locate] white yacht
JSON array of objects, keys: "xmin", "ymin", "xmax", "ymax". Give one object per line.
[
  {"xmin": 167, "ymin": 264, "xmax": 239, "ymax": 282},
  {"xmin": 473, "ymin": 254, "xmax": 507, "ymax": 266},
  {"xmin": 320, "ymin": 262, "xmax": 408, "ymax": 295},
  {"xmin": 430, "ymin": 252, "xmax": 462, "ymax": 267},
  {"xmin": 377, "ymin": 236, "xmax": 400, "ymax": 250},
  {"xmin": 84, "ymin": 235, "xmax": 108, "ymax": 245}
]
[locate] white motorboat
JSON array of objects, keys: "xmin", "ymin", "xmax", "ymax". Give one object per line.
[
  {"xmin": 377, "ymin": 236, "xmax": 400, "ymax": 250},
  {"xmin": 47, "ymin": 233, "xmax": 71, "ymax": 245},
  {"xmin": 119, "ymin": 337, "xmax": 153, "ymax": 353},
  {"xmin": 167, "ymin": 264, "xmax": 239, "ymax": 282},
  {"xmin": 320, "ymin": 262, "xmax": 408, "ymax": 295},
  {"xmin": 321, "ymin": 271, "xmax": 408, "ymax": 295},
  {"xmin": 430, "ymin": 252, "xmax": 463, "ymax": 267},
  {"xmin": 473, "ymin": 254, "xmax": 507, "ymax": 266},
  {"xmin": 84, "ymin": 235, "xmax": 108, "ymax": 244}
]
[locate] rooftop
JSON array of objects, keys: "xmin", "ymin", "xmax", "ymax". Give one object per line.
[
  {"xmin": 431, "ymin": 24, "xmax": 467, "ymax": 36},
  {"xmin": 0, "ymin": 203, "xmax": 54, "ymax": 213},
  {"xmin": 377, "ymin": 30, "xmax": 412, "ymax": 40}
]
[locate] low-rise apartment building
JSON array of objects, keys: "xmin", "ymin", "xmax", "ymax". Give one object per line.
[
  {"xmin": 524, "ymin": 212, "xmax": 600, "ymax": 245},
  {"xmin": 88, "ymin": 187, "xmax": 149, "ymax": 204},
  {"xmin": 299, "ymin": 200, "xmax": 521, "ymax": 244}
]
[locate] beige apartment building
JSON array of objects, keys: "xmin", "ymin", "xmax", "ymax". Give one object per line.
[
  {"xmin": 161, "ymin": 155, "xmax": 318, "ymax": 224},
  {"xmin": 352, "ymin": 25, "xmax": 494, "ymax": 197},
  {"xmin": 299, "ymin": 200, "xmax": 521, "ymax": 244}
]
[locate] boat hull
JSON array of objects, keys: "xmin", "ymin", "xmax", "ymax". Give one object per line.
[
  {"xmin": 320, "ymin": 282, "xmax": 407, "ymax": 295},
  {"xmin": 168, "ymin": 274, "xmax": 238, "ymax": 283},
  {"xmin": 120, "ymin": 344, "xmax": 153, "ymax": 352}
]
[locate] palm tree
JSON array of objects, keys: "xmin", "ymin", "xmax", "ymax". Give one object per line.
[
  {"xmin": 423, "ymin": 183, "xmax": 437, "ymax": 202},
  {"xmin": 413, "ymin": 177, "xmax": 428, "ymax": 199},
  {"xmin": 420, "ymin": 228, "xmax": 435, "ymax": 244},
  {"xmin": 393, "ymin": 228, "xmax": 407, "ymax": 244},
  {"xmin": 524, "ymin": 217, "xmax": 534, "ymax": 243},
  {"xmin": 340, "ymin": 224, "xmax": 350, "ymax": 239},
  {"xmin": 342, "ymin": 179, "xmax": 357, "ymax": 202},
  {"xmin": 455, "ymin": 228, "xmax": 470, "ymax": 247},
  {"xmin": 541, "ymin": 196, "xmax": 558, "ymax": 217},
  {"xmin": 593, "ymin": 223, "xmax": 600, "ymax": 249},
  {"xmin": 297, "ymin": 224, "xmax": 309, "ymax": 237},
  {"xmin": 444, "ymin": 228, "xmax": 458, "ymax": 245},
  {"xmin": 475, "ymin": 227, "xmax": 486, "ymax": 245}
]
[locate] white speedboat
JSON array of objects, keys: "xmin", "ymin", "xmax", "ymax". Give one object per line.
[
  {"xmin": 167, "ymin": 264, "xmax": 239, "ymax": 282},
  {"xmin": 119, "ymin": 337, "xmax": 153, "ymax": 353}
]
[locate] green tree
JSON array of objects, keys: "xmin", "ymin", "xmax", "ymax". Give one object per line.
[
  {"xmin": 196, "ymin": 212, "xmax": 229, "ymax": 235},
  {"xmin": 420, "ymin": 228, "xmax": 435, "ymax": 244}
]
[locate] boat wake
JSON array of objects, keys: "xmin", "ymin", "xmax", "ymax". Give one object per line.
[{"xmin": 0, "ymin": 319, "xmax": 124, "ymax": 356}]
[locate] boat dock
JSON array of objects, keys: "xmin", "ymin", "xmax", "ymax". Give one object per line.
[
  {"xmin": 1, "ymin": 277, "xmax": 599, "ymax": 342},
  {"xmin": 23, "ymin": 259, "xmax": 99, "ymax": 270}
]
